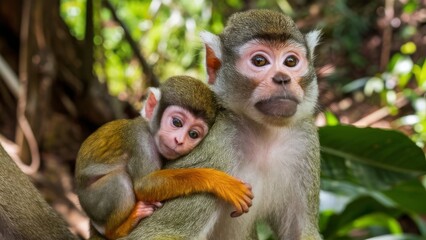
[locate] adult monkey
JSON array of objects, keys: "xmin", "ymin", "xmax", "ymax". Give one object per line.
[{"xmin": 128, "ymin": 9, "xmax": 322, "ymax": 240}]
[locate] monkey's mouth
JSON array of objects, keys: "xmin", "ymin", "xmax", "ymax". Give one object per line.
[
  {"xmin": 255, "ymin": 96, "xmax": 299, "ymax": 117},
  {"xmin": 160, "ymin": 144, "xmax": 181, "ymax": 160}
]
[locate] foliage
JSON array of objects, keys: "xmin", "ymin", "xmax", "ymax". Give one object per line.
[
  {"xmin": 62, "ymin": 0, "xmax": 216, "ymax": 102},
  {"xmin": 61, "ymin": 0, "xmax": 86, "ymax": 40},
  {"xmin": 323, "ymin": 1, "xmax": 426, "ymax": 237},
  {"xmin": 59, "ymin": 0, "xmax": 426, "ymax": 239},
  {"xmin": 319, "ymin": 125, "xmax": 426, "ymax": 239},
  {"xmin": 364, "ymin": 48, "xmax": 426, "ymax": 148}
]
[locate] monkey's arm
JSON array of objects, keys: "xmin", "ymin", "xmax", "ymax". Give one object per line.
[{"xmin": 134, "ymin": 168, "xmax": 253, "ymax": 216}]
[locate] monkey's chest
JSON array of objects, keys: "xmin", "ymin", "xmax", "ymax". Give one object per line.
[{"xmin": 237, "ymin": 134, "xmax": 304, "ymax": 202}]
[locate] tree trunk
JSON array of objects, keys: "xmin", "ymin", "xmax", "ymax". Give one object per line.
[{"xmin": 0, "ymin": 0, "xmax": 136, "ymax": 237}]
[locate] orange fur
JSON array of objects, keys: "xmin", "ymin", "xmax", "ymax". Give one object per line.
[
  {"xmin": 105, "ymin": 203, "xmax": 146, "ymax": 239},
  {"xmin": 136, "ymin": 168, "xmax": 252, "ymax": 213},
  {"xmin": 103, "ymin": 168, "xmax": 252, "ymax": 239}
]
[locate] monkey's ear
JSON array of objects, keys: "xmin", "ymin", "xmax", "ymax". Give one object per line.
[
  {"xmin": 200, "ymin": 31, "xmax": 222, "ymax": 85},
  {"xmin": 305, "ymin": 30, "xmax": 321, "ymax": 58},
  {"xmin": 141, "ymin": 87, "xmax": 161, "ymax": 120}
]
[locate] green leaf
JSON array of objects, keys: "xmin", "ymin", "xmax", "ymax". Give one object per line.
[
  {"xmin": 341, "ymin": 77, "xmax": 369, "ymax": 93},
  {"xmin": 325, "ymin": 111, "xmax": 340, "ymax": 126},
  {"xmin": 400, "ymin": 42, "xmax": 417, "ymax": 55},
  {"xmin": 412, "ymin": 60, "xmax": 426, "ymax": 88},
  {"xmin": 367, "ymin": 234, "xmax": 425, "ymax": 240},
  {"xmin": 319, "ymin": 125, "xmax": 426, "ymax": 190},
  {"xmin": 321, "ymin": 196, "xmax": 400, "ymax": 239},
  {"xmin": 382, "ymin": 180, "xmax": 426, "ymax": 214}
]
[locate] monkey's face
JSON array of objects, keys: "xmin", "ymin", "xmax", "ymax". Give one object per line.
[
  {"xmin": 232, "ymin": 39, "xmax": 316, "ymax": 126},
  {"xmin": 201, "ymin": 11, "xmax": 320, "ymax": 126},
  {"xmin": 154, "ymin": 106, "xmax": 209, "ymax": 160}
]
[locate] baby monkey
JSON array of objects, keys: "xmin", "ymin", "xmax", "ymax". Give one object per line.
[{"xmin": 75, "ymin": 76, "xmax": 253, "ymax": 240}]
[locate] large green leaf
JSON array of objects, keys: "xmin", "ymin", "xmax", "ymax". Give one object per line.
[
  {"xmin": 367, "ymin": 234, "xmax": 426, "ymax": 240},
  {"xmin": 319, "ymin": 125, "xmax": 426, "ymax": 190},
  {"xmin": 382, "ymin": 180, "xmax": 426, "ymax": 214},
  {"xmin": 321, "ymin": 196, "xmax": 401, "ymax": 239}
]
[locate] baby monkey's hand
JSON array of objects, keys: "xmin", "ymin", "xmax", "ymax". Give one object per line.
[{"xmin": 230, "ymin": 181, "xmax": 253, "ymax": 218}]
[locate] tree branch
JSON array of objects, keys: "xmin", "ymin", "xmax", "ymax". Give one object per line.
[
  {"xmin": 83, "ymin": 0, "xmax": 94, "ymax": 86},
  {"xmin": 102, "ymin": 0, "xmax": 159, "ymax": 87},
  {"xmin": 16, "ymin": 0, "xmax": 40, "ymax": 174},
  {"xmin": 0, "ymin": 54, "xmax": 19, "ymax": 97}
]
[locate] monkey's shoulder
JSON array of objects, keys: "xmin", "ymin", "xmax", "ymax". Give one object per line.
[
  {"xmin": 91, "ymin": 117, "xmax": 149, "ymax": 139},
  {"xmin": 78, "ymin": 117, "xmax": 150, "ymax": 163}
]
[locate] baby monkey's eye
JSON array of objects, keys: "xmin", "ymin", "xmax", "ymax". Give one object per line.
[
  {"xmin": 284, "ymin": 55, "xmax": 299, "ymax": 67},
  {"xmin": 251, "ymin": 55, "xmax": 269, "ymax": 67},
  {"xmin": 172, "ymin": 117, "xmax": 183, "ymax": 127},
  {"xmin": 188, "ymin": 130, "xmax": 200, "ymax": 139}
]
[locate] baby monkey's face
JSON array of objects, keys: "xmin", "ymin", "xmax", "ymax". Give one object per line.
[{"xmin": 154, "ymin": 105, "xmax": 209, "ymax": 160}]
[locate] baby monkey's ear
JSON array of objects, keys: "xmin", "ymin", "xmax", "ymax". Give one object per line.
[{"xmin": 141, "ymin": 87, "xmax": 161, "ymax": 120}]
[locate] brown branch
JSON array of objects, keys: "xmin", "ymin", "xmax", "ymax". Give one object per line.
[
  {"xmin": 353, "ymin": 88, "xmax": 425, "ymax": 127},
  {"xmin": 380, "ymin": 0, "xmax": 394, "ymax": 71},
  {"xmin": 83, "ymin": 0, "xmax": 94, "ymax": 86},
  {"xmin": 0, "ymin": 54, "xmax": 20, "ymax": 97},
  {"xmin": 16, "ymin": 0, "xmax": 40, "ymax": 174},
  {"xmin": 102, "ymin": 0, "xmax": 159, "ymax": 87}
]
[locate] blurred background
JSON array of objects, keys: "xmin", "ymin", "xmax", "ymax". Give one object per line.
[{"xmin": 0, "ymin": 0, "xmax": 425, "ymax": 239}]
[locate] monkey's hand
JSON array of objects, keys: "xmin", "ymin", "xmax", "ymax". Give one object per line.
[
  {"xmin": 106, "ymin": 201, "xmax": 162, "ymax": 239},
  {"xmin": 227, "ymin": 181, "xmax": 253, "ymax": 218},
  {"xmin": 204, "ymin": 170, "xmax": 254, "ymax": 217}
]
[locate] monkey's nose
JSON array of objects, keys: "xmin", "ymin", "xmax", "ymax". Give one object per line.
[
  {"xmin": 175, "ymin": 137, "xmax": 184, "ymax": 145},
  {"xmin": 272, "ymin": 73, "xmax": 291, "ymax": 85}
]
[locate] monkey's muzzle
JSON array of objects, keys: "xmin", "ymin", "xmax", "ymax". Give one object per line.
[{"xmin": 255, "ymin": 96, "xmax": 299, "ymax": 117}]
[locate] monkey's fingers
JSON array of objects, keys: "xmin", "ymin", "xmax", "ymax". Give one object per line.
[
  {"xmin": 145, "ymin": 201, "xmax": 163, "ymax": 209},
  {"xmin": 243, "ymin": 195, "xmax": 252, "ymax": 208},
  {"xmin": 230, "ymin": 198, "xmax": 250, "ymax": 218},
  {"xmin": 237, "ymin": 182, "xmax": 253, "ymax": 204},
  {"xmin": 241, "ymin": 181, "xmax": 252, "ymax": 190},
  {"xmin": 108, "ymin": 201, "xmax": 156, "ymax": 239},
  {"xmin": 245, "ymin": 188, "xmax": 254, "ymax": 200},
  {"xmin": 231, "ymin": 210, "xmax": 243, "ymax": 218},
  {"xmin": 240, "ymin": 195, "xmax": 251, "ymax": 212},
  {"xmin": 230, "ymin": 199, "xmax": 244, "ymax": 214},
  {"xmin": 238, "ymin": 180, "xmax": 253, "ymax": 199},
  {"xmin": 134, "ymin": 201, "xmax": 157, "ymax": 218},
  {"xmin": 244, "ymin": 183, "xmax": 253, "ymax": 197},
  {"xmin": 229, "ymin": 191, "xmax": 252, "ymax": 217}
]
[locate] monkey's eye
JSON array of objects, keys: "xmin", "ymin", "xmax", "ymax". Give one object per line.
[
  {"xmin": 172, "ymin": 117, "xmax": 183, "ymax": 128},
  {"xmin": 188, "ymin": 130, "xmax": 200, "ymax": 139},
  {"xmin": 251, "ymin": 55, "xmax": 269, "ymax": 67},
  {"xmin": 284, "ymin": 55, "xmax": 299, "ymax": 67}
]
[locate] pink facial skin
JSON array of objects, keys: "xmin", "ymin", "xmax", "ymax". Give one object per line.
[
  {"xmin": 236, "ymin": 40, "xmax": 310, "ymax": 118},
  {"xmin": 154, "ymin": 106, "xmax": 209, "ymax": 160}
]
